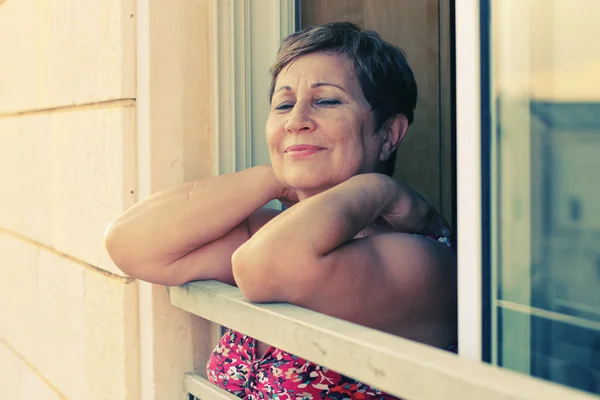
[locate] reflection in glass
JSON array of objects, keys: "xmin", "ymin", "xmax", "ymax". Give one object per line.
[{"xmin": 489, "ymin": 0, "xmax": 600, "ymax": 394}]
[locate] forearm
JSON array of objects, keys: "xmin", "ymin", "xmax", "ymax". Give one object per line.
[
  {"xmin": 246, "ymin": 173, "xmax": 394, "ymax": 256},
  {"xmin": 105, "ymin": 165, "xmax": 280, "ymax": 275},
  {"xmin": 233, "ymin": 173, "xmax": 395, "ymax": 301}
]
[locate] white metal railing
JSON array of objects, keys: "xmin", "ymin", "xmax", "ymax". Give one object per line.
[
  {"xmin": 184, "ymin": 373, "xmax": 239, "ymax": 400},
  {"xmin": 170, "ymin": 280, "xmax": 599, "ymax": 400}
]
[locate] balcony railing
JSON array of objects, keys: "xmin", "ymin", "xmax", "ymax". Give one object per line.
[
  {"xmin": 184, "ymin": 373, "xmax": 239, "ymax": 400},
  {"xmin": 170, "ymin": 280, "xmax": 599, "ymax": 400}
]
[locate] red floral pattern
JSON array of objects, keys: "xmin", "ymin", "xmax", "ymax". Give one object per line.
[
  {"xmin": 207, "ymin": 329, "xmax": 458, "ymax": 399},
  {"xmin": 207, "ymin": 235, "xmax": 456, "ymax": 399}
]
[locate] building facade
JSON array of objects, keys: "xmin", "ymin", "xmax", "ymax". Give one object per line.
[{"xmin": 0, "ymin": 0, "xmax": 598, "ymax": 399}]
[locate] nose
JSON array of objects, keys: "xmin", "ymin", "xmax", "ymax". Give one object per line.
[{"xmin": 284, "ymin": 102, "xmax": 315, "ymax": 133}]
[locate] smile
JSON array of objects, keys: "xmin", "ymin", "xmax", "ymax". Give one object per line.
[{"xmin": 285, "ymin": 145, "xmax": 325, "ymax": 158}]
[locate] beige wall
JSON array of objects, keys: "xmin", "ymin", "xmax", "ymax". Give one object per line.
[{"xmin": 0, "ymin": 0, "xmax": 214, "ymax": 398}]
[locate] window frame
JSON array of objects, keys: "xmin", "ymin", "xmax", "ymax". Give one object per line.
[
  {"xmin": 212, "ymin": 0, "xmax": 295, "ymax": 176},
  {"xmin": 455, "ymin": 0, "xmax": 485, "ymax": 361}
]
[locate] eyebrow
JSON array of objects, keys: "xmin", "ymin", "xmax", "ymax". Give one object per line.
[{"xmin": 273, "ymin": 82, "xmax": 348, "ymax": 94}]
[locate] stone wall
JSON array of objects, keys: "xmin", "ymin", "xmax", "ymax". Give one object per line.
[{"xmin": 0, "ymin": 0, "xmax": 215, "ymax": 398}]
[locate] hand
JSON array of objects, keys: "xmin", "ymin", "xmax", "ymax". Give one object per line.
[{"xmin": 380, "ymin": 176, "xmax": 451, "ymax": 238}]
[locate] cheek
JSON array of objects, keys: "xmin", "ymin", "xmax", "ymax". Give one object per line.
[
  {"xmin": 265, "ymin": 118, "xmax": 287, "ymax": 177},
  {"xmin": 334, "ymin": 118, "xmax": 368, "ymax": 153},
  {"xmin": 265, "ymin": 118, "xmax": 281, "ymax": 150},
  {"xmin": 333, "ymin": 118, "xmax": 380, "ymax": 171}
]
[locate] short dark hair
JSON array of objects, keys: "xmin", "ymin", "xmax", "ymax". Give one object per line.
[{"xmin": 269, "ymin": 22, "xmax": 418, "ymax": 176}]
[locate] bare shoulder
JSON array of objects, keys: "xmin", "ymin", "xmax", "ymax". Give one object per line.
[
  {"xmin": 373, "ymin": 232, "xmax": 455, "ymax": 265},
  {"xmin": 288, "ymin": 231, "xmax": 457, "ymax": 346},
  {"xmin": 370, "ymin": 232, "xmax": 456, "ymax": 289},
  {"xmin": 369, "ymin": 232, "xmax": 457, "ymax": 343},
  {"xmin": 248, "ymin": 206, "xmax": 282, "ymax": 236}
]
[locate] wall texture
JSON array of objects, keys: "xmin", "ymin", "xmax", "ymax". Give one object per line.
[{"xmin": 0, "ymin": 0, "xmax": 214, "ymax": 398}]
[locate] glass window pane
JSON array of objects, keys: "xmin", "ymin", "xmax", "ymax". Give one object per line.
[{"xmin": 489, "ymin": 0, "xmax": 600, "ymax": 394}]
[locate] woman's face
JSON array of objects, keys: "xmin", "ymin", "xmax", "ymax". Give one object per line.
[{"xmin": 266, "ymin": 52, "xmax": 386, "ymax": 198}]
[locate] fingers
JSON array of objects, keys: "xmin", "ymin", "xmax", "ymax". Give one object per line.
[
  {"xmin": 379, "ymin": 178, "xmax": 452, "ymax": 238},
  {"xmin": 431, "ymin": 213, "xmax": 451, "ymax": 238},
  {"xmin": 419, "ymin": 207, "xmax": 451, "ymax": 238}
]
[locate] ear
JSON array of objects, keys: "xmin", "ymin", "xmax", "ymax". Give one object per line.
[{"xmin": 379, "ymin": 114, "xmax": 409, "ymax": 162}]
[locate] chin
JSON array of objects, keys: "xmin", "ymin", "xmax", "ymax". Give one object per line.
[
  {"xmin": 286, "ymin": 174, "xmax": 329, "ymax": 191},
  {"xmin": 282, "ymin": 166, "xmax": 356, "ymax": 196},
  {"xmin": 279, "ymin": 166, "xmax": 329, "ymax": 191}
]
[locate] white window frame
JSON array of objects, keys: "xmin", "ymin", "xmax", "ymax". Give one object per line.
[
  {"xmin": 211, "ymin": 0, "xmax": 295, "ymax": 176},
  {"xmin": 455, "ymin": 0, "xmax": 484, "ymax": 361}
]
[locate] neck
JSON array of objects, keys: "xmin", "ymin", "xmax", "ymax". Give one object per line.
[{"xmin": 294, "ymin": 186, "xmax": 333, "ymax": 201}]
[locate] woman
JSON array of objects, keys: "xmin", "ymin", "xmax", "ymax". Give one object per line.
[{"xmin": 105, "ymin": 22, "xmax": 456, "ymax": 399}]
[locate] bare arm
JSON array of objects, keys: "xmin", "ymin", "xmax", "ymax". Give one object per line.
[
  {"xmin": 232, "ymin": 173, "xmax": 456, "ymax": 346},
  {"xmin": 104, "ymin": 165, "xmax": 282, "ymax": 286},
  {"xmin": 232, "ymin": 173, "xmax": 397, "ymax": 299}
]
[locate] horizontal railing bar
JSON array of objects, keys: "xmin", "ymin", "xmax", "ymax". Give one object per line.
[
  {"xmin": 554, "ymin": 298, "xmax": 600, "ymax": 319},
  {"xmin": 170, "ymin": 280, "xmax": 599, "ymax": 400},
  {"xmin": 498, "ymin": 299, "xmax": 600, "ymax": 331},
  {"xmin": 184, "ymin": 373, "xmax": 240, "ymax": 400}
]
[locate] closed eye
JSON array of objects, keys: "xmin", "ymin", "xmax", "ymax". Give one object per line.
[
  {"xmin": 316, "ymin": 99, "xmax": 341, "ymax": 106},
  {"xmin": 274, "ymin": 102, "xmax": 294, "ymax": 111},
  {"xmin": 274, "ymin": 98, "xmax": 341, "ymax": 111}
]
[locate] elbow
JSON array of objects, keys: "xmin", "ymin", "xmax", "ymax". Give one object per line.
[
  {"xmin": 105, "ymin": 227, "xmax": 178, "ymax": 286},
  {"xmin": 104, "ymin": 221, "xmax": 137, "ymax": 278},
  {"xmin": 105, "ymin": 221, "xmax": 194, "ymax": 287},
  {"xmin": 104, "ymin": 221, "xmax": 151, "ymax": 282},
  {"xmin": 231, "ymin": 242, "xmax": 323, "ymax": 305},
  {"xmin": 231, "ymin": 243, "xmax": 280, "ymax": 303},
  {"xmin": 104, "ymin": 220, "xmax": 189, "ymax": 287}
]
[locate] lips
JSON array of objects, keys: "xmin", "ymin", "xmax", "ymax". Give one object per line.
[
  {"xmin": 284, "ymin": 144, "xmax": 325, "ymax": 158},
  {"xmin": 285, "ymin": 144, "xmax": 324, "ymax": 152}
]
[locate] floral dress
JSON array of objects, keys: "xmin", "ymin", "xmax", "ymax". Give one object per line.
[{"xmin": 207, "ymin": 235, "xmax": 456, "ymax": 399}]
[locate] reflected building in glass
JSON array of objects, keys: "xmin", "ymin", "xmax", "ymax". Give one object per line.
[{"xmin": 489, "ymin": 0, "xmax": 600, "ymax": 394}]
